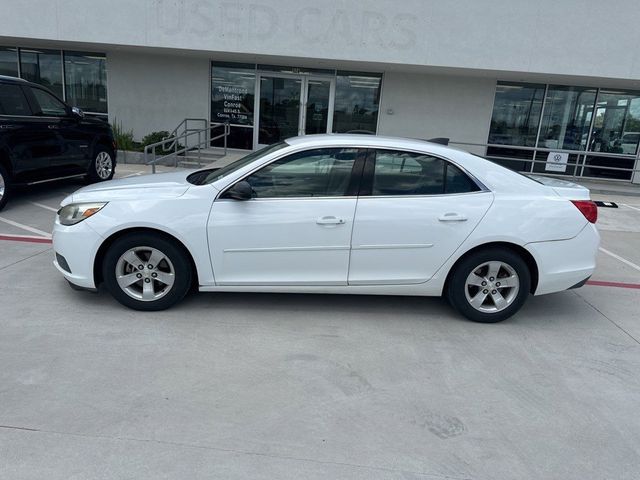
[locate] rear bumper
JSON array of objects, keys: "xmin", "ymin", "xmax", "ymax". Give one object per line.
[{"xmin": 526, "ymin": 223, "xmax": 600, "ymax": 295}]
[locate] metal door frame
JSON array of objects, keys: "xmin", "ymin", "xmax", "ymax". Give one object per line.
[{"xmin": 254, "ymin": 72, "xmax": 335, "ymax": 149}]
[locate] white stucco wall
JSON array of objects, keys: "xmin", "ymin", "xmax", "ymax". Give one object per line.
[
  {"xmin": 2, "ymin": 0, "xmax": 640, "ymax": 81},
  {"xmin": 106, "ymin": 51, "xmax": 210, "ymax": 140},
  {"xmin": 378, "ymin": 73, "xmax": 496, "ymax": 155}
]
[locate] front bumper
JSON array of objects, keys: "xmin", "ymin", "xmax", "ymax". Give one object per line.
[
  {"xmin": 526, "ymin": 223, "xmax": 600, "ymax": 296},
  {"xmin": 52, "ymin": 219, "xmax": 104, "ymax": 289}
]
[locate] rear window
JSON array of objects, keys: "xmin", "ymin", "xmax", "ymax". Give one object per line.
[{"xmin": 0, "ymin": 84, "xmax": 32, "ymax": 116}]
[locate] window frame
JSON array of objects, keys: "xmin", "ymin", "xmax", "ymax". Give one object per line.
[
  {"xmin": 219, "ymin": 147, "xmax": 367, "ymax": 200},
  {"xmin": 359, "ymin": 148, "xmax": 487, "ymax": 197}
]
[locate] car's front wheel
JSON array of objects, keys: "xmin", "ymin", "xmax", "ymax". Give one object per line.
[
  {"xmin": 102, "ymin": 233, "xmax": 193, "ymax": 311},
  {"xmin": 447, "ymin": 248, "xmax": 531, "ymax": 323},
  {"xmin": 87, "ymin": 146, "xmax": 115, "ymax": 183}
]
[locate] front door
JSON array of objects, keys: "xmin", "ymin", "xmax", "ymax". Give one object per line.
[
  {"xmin": 256, "ymin": 74, "xmax": 334, "ymax": 148},
  {"xmin": 208, "ymin": 147, "xmax": 363, "ymax": 285}
]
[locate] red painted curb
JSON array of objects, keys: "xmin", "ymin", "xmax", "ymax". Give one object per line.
[
  {"xmin": 586, "ymin": 280, "xmax": 640, "ymax": 290},
  {"xmin": 0, "ymin": 235, "xmax": 52, "ymax": 244}
]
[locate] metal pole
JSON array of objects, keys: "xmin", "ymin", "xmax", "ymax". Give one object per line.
[
  {"xmin": 224, "ymin": 122, "xmax": 228, "ymax": 155},
  {"xmin": 198, "ymin": 130, "xmax": 202, "ymax": 167}
]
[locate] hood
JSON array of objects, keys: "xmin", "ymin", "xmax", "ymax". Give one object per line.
[
  {"xmin": 64, "ymin": 171, "xmax": 194, "ymax": 205},
  {"xmin": 526, "ymin": 174, "xmax": 591, "ymax": 200}
]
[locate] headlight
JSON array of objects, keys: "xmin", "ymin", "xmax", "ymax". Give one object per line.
[{"xmin": 57, "ymin": 202, "xmax": 107, "ymax": 226}]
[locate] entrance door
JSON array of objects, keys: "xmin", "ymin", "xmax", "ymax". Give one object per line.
[{"xmin": 256, "ymin": 74, "xmax": 334, "ymax": 147}]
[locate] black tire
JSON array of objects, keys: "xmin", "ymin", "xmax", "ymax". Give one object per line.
[
  {"xmin": 0, "ymin": 163, "xmax": 10, "ymax": 212},
  {"xmin": 86, "ymin": 145, "xmax": 115, "ymax": 183},
  {"xmin": 102, "ymin": 233, "xmax": 193, "ymax": 311},
  {"xmin": 446, "ymin": 248, "xmax": 531, "ymax": 323}
]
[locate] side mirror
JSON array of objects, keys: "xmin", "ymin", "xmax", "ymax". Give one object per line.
[
  {"xmin": 225, "ymin": 180, "xmax": 253, "ymax": 200},
  {"xmin": 71, "ymin": 106, "xmax": 85, "ymax": 119}
]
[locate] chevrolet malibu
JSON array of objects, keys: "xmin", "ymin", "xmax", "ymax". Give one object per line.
[{"xmin": 52, "ymin": 135, "xmax": 599, "ymax": 322}]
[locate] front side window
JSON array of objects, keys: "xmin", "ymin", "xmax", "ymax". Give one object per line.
[
  {"xmin": 244, "ymin": 148, "xmax": 358, "ymax": 198},
  {"xmin": 0, "ymin": 84, "xmax": 32, "ymax": 116},
  {"xmin": 371, "ymin": 150, "xmax": 480, "ymax": 196},
  {"xmin": 30, "ymin": 88, "xmax": 67, "ymax": 116}
]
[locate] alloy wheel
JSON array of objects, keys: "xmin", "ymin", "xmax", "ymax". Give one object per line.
[
  {"xmin": 0, "ymin": 170, "xmax": 4, "ymax": 202},
  {"xmin": 96, "ymin": 151, "xmax": 113, "ymax": 180},
  {"xmin": 464, "ymin": 261, "xmax": 520, "ymax": 313},
  {"xmin": 115, "ymin": 246, "xmax": 176, "ymax": 301}
]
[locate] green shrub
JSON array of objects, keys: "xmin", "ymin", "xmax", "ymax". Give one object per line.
[{"xmin": 111, "ymin": 119, "xmax": 136, "ymax": 151}]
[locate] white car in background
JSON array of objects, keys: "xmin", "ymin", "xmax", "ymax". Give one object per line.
[{"xmin": 52, "ymin": 135, "xmax": 599, "ymax": 323}]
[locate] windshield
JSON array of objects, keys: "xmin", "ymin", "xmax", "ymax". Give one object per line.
[{"xmin": 193, "ymin": 142, "xmax": 288, "ymax": 185}]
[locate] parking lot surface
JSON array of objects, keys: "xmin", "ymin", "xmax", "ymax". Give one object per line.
[{"xmin": 1, "ymin": 164, "xmax": 639, "ymax": 479}]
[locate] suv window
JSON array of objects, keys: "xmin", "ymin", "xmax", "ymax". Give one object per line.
[
  {"xmin": 0, "ymin": 84, "xmax": 32, "ymax": 116},
  {"xmin": 372, "ymin": 150, "xmax": 480, "ymax": 196},
  {"xmin": 30, "ymin": 87, "xmax": 67, "ymax": 117},
  {"xmin": 244, "ymin": 148, "xmax": 358, "ymax": 198}
]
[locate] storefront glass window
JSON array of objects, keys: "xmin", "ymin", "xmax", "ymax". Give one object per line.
[
  {"xmin": 211, "ymin": 62, "xmax": 256, "ymax": 149},
  {"xmin": 583, "ymin": 90, "xmax": 640, "ymax": 180},
  {"xmin": 332, "ymin": 72, "xmax": 381, "ymax": 134},
  {"xmin": 537, "ymin": 86, "xmax": 596, "ymax": 151},
  {"xmin": 0, "ymin": 47, "xmax": 19, "ymax": 77},
  {"xmin": 19, "ymin": 48, "xmax": 63, "ymax": 99},
  {"xmin": 488, "ymin": 82, "xmax": 545, "ymax": 147},
  {"xmin": 63, "ymin": 51, "xmax": 107, "ymax": 114}
]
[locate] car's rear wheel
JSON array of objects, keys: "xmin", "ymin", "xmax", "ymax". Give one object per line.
[
  {"xmin": 447, "ymin": 248, "xmax": 531, "ymax": 323},
  {"xmin": 0, "ymin": 163, "xmax": 10, "ymax": 212},
  {"xmin": 87, "ymin": 146, "xmax": 115, "ymax": 183},
  {"xmin": 103, "ymin": 233, "xmax": 192, "ymax": 311}
]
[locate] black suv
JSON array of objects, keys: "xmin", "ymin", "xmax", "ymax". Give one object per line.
[{"xmin": 0, "ymin": 75, "xmax": 116, "ymax": 211}]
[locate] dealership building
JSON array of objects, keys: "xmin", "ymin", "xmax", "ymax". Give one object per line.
[{"xmin": 1, "ymin": 0, "xmax": 640, "ymax": 183}]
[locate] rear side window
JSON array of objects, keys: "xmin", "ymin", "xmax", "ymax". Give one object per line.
[
  {"xmin": 0, "ymin": 84, "xmax": 32, "ymax": 116},
  {"xmin": 371, "ymin": 150, "xmax": 480, "ymax": 196}
]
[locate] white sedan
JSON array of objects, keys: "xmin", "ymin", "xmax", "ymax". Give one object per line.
[{"xmin": 52, "ymin": 135, "xmax": 599, "ymax": 322}]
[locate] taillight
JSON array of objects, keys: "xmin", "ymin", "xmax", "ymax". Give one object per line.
[{"xmin": 571, "ymin": 200, "xmax": 598, "ymax": 223}]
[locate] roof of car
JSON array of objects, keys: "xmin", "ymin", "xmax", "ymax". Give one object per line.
[{"xmin": 0, "ymin": 75, "xmax": 29, "ymax": 84}]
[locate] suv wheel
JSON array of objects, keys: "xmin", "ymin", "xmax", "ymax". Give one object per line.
[
  {"xmin": 102, "ymin": 233, "xmax": 193, "ymax": 311},
  {"xmin": 0, "ymin": 163, "xmax": 10, "ymax": 212},
  {"xmin": 447, "ymin": 248, "xmax": 531, "ymax": 323},
  {"xmin": 87, "ymin": 146, "xmax": 115, "ymax": 183}
]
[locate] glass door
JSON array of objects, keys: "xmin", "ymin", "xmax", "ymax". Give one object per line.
[
  {"xmin": 257, "ymin": 75, "xmax": 302, "ymax": 146},
  {"xmin": 256, "ymin": 74, "xmax": 335, "ymax": 148},
  {"xmin": 303, "ymin": 78, "xmax": 334, "ymax": 135}
]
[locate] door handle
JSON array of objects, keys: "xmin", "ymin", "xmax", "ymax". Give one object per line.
[
  {"xmin": 316, "ymin": 216, "xmax": 346, "ymax": 225},
  {"xmin": 438, "ymin": 213, "xmax": 468, "ymax": 222},
  {"xmin": 48, "ymin": 124, "xmax": 59, "ymax": 129}
]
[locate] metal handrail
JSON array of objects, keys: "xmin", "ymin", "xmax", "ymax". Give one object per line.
[
  {"xmin": 162, "ymin": 118, "xmax": 208, "ymax": 152},
  {"xmin": 145, "ymin": 121, "xmax": 230, "ymax": 173},
  {"xmin": 449, "ymin": 140, "xmax": 640, "ymax": 180}
]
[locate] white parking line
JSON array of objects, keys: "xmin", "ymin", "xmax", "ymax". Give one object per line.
[
  {"xmin": 123, "ymin": 171, "xmax": 145, "ymax": 178},
  {"xmin": 599, "ymin": 247, "xmax": 640, "ymax": 273},
  {"xmin": 29, "ymin": 202, "xmax": 59, "ymax": 213},
  {"xmin": 622, "ymin": 203, "xmax": 640, "ymax": 213},
  {"xmin": 0, "ymin": 216, "xmax": 52, "ymax": 238}
]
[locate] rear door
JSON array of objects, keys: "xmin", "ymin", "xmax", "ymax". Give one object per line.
[{"xmin": 348, "ymin": 149, "xmax": 494, "ymax": 285}]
